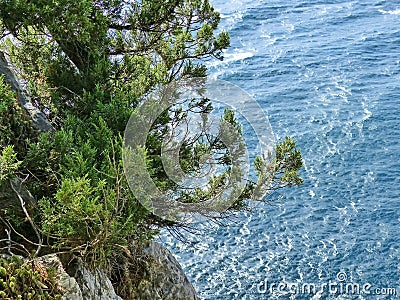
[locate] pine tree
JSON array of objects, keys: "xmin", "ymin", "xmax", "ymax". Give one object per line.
[{"xmin": 0, "ymin": 0, "xmax": 302, "ymax": 297}]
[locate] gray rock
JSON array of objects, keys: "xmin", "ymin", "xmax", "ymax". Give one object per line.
[
  {"xmin": 5, "ymin": 242, "xmax": 199, "ymax": 300},
  {"xmin": 0, "ymin": 51, "xmax": 54, "ymax": 132},
  {"xmin": 135, "ymin": 241, "xmax": 199, "ymax": 300},
  {"xmin": 69, "ymin": 258, "xmax": 123, "ymax": 300},
  {"xmin": 0, "ymin": 178, "xmax": 36, "ymax": 213},
  {"xmin": 37, "ymin": 254, "xmax": 122, "ymax": 300},
  {"xmin": 36, "ymin": 254, "xmax": 83, "ymax": 300}
]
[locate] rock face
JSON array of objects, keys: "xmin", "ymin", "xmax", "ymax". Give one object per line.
[
  {"xmin": 0, "ymin": 51, "xmax": 53, "ymax": 132},
  {"xmin": 37, "ymin": 254, "xmax": 83, "ymax": 299},
  {"xmin": 67, "ymin": 258, "xmax": 123, "ymax": 300},
  {"xmin": 0, "ymin": 178, "xmax": 37, "ymax": 242},
  {"xmin": 134, "ymin": 241, "xmax": 199, "ymax": 300},
  {"xmin": 37, "ymin": 254, "xmax": 122, "ymax": 300},
  {"xmin": 36, "ymin": 242, "xmax": 199, "ymax": 300}
]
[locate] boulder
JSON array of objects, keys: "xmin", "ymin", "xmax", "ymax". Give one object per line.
[{"xmin": 134, "ymin": 241, "xmax": 199, "ymax": 300}]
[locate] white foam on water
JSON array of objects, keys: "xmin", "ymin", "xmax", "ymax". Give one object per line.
[
  {"xmin": 362, "ymin": 107, "xmax": 372, "ymax": 121},
  {"xmin": 260, "ymin": 33, "xmax": 278, "ymax": 46},
  {"xmin": 281, "ymin": 20, "xmax": 295, "ymax": 33},
  {"xmin": 239, "ymin": 224, "xmax": 250, "ymax": 235},
  {"xmin": 207, "ymin": 50, "xmax": 254, "ymax": 70},
  {"xmin": 271, "ymin": 49, "xmax": 285, "ymax": 63},
  {"xmin": 224, "ymin": 51, "xmax": 254, "ymax": 63},
  {"xmin": 350, "ymin": 201, "xmax": 358, "ymax": 213},
  {"xmin": 334, "ymin": 82, "xmax": 352, "ymax": 96},
  {"xmin": 220, "ymin": 11, "xmax": 243, "ymax": 25},
  {"xmin": 378, "ymin": 9, "xmax": 400, "ymax": 15}
]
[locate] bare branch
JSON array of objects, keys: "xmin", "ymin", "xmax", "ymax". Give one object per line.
[{"xmin": 10, "ymin": 177, "xmax": 42, "ymax": 257}]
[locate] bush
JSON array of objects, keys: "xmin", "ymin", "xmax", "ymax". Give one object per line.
[
  {"xmin": 0, "ymin": 146, "xmax": 21, "ymax": 184},
  {"xmin": 0, "ymin": 255, "xmax": 63, "ymax": 299}
]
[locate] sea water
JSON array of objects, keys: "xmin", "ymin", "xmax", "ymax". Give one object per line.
[{"xmin": 161, "ymin": 1, "xmax": 400, "ymax": 299}]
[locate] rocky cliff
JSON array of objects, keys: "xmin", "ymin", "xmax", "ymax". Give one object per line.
[{"xmin": 35, "ymin": 242, "xmax": 199, "ymax": 300}]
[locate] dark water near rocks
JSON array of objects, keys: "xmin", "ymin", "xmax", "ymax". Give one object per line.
[{"xmin": 161, "ymin": 1, "xmax": 400, "ymax": 299}]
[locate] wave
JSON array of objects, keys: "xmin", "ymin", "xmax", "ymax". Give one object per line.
[
  {"xmin": 224, "ymin": 51, "xmax": 254, "ymax": 62},
  {"xmin": 378, "ymin": 8, "xmax": 400, "ymax": 15},
  {"xmin": 208, "ymin": 50, "xmax": 254, "ymax": 69}
]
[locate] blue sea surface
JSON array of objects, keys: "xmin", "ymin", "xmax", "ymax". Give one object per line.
[{"xmin": 161, "ymin": 1, "xmax": 400, "ymax": 299}]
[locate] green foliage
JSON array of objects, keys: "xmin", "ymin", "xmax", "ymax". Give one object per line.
[
  {"xmin": 0, "ymin": 256, "xmax": 63, "ymax": 299},
  {"xmin": 255, "ymin": 137, "xmax": 303, "ymax": 187},
  {"xmin": 0, "ymin": 0, "xmax": 303, "ymax": 296},
  {"xmin": 0, "ymin": 146, "xmax": 21, "ymax": 184},
  {"xmin": 40, "ymin": 176, "xmax": 105, "ymax": 241},
  {"xmin": 0, "ymin": 75, "xmax": 35, "ymax": 152},
  {"xmin": 274, "ymin": 136, "xmax": 304, "ymax": 185},
  {"xmin": 34, "ymin": 118, "xmax": 153, "ymax": 267}
]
